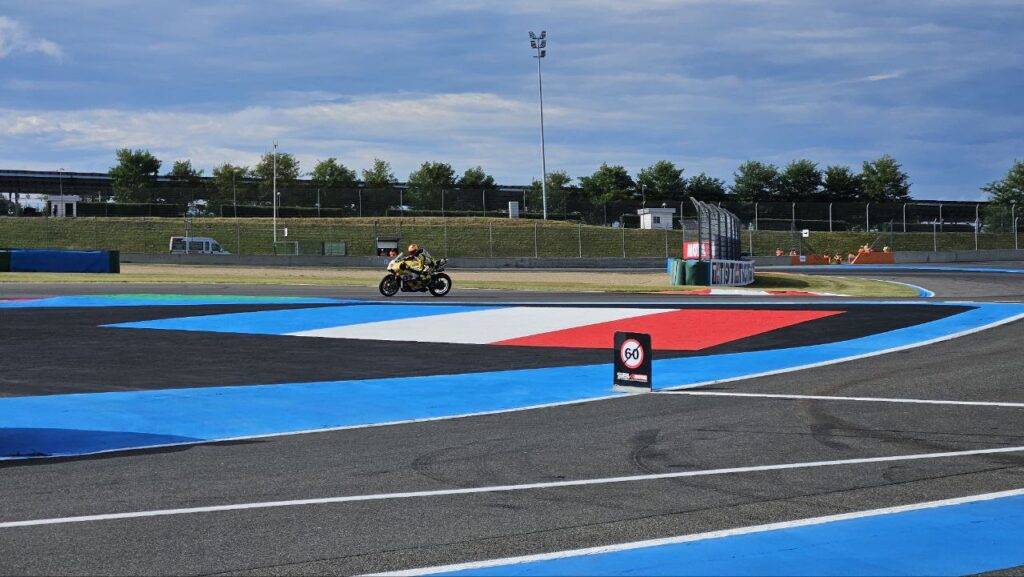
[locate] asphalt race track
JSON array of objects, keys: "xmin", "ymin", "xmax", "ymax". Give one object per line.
[{"xmin": 2, "ymin": 264, "xmax": 1024, "ymax": 576}]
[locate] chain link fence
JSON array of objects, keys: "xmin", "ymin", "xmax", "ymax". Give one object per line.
[{"xmin": 2, "ymin": 214, "xmax": 1020, "ymax": 260}]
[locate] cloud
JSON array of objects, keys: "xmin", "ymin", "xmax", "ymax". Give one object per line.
[
  {"xmin": 865, "ymin": 71, "xmax": 904, "ymax": 82},
  {"xmin": 0, "ymin": 93, "xmax": 558, "ymax": 180},
  {"xmin": 0, "ymin": 16, "xmax": 62, "ymax": 60}
]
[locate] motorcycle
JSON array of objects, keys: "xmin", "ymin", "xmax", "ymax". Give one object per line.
[{"xmin": 378, "ymin": 252, "xmax": 452, "ymax": 297}]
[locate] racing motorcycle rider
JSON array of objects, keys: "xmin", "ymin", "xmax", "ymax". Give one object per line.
[{"xmin": 399, "ymin": 243, "xmax": 430, "ymax": 285}]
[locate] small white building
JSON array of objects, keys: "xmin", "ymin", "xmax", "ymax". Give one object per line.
[
  {"xmin": 637, "ymin": 207, "xmax": 676, "ymax": 230},
  {"xmin": 45, "ymin": 194, "xmax": 81, "ymax": 217}
]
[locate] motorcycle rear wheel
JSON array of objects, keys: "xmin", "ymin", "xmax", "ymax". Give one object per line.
[
  {"xmin": 429, "ymin": 273, "xmax": 452, "ymax": 297},
  {"xmin": 379, "ymin": 275, "xmax": 401, "ymax": 297}
]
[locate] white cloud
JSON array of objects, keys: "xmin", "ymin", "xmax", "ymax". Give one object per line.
[
  {"xmin": 0, "ymin": 16, "xmax": 62, "ymax": 60},
  {"xmin": 865, "ymin": 71, "xmax": 904, "ymax": 82}
]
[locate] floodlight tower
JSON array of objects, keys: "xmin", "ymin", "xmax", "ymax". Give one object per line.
[{"xmin": 529, "ymin": 30, "xmax": 549, "ymax": 220}]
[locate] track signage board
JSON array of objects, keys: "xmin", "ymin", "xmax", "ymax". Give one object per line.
[{"xmin": 613, "ymin": 331, "xmax": 652, "ymax": 393}]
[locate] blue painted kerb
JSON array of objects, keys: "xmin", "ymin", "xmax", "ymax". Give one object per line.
[{"xmin": 1, "ymin": 302, "xmax": 1022, "ymax": 459}]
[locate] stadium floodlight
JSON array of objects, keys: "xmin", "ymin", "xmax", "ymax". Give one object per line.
[{"xmin": 529, "ymin": 30, "xmax": 549, "ymax": 219}]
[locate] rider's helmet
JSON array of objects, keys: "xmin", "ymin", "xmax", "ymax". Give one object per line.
[{"xmin": 407, "ymin": 243, "xmax": 421, "ymax": 255}]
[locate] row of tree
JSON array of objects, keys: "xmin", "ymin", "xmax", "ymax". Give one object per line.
[{"xmin": 108, "ymin": 148, "xmax": 976, "ymax": 212}]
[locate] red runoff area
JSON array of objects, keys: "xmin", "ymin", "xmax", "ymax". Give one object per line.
[{"xmin": 495, "ymin": 309, "xmax": 843, "ymax": 351}]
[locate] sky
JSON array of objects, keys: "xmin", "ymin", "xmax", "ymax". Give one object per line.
[{"xmin": 0, "ymin": 0, "xmax": 1021, "ymax": 200}]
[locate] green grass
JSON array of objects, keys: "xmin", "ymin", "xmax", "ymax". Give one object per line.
[
  {"xmin": 0, "ymin": 264, "xmax": 915, "ymax": 297},
  {"xmin": 751, "ymin": 272, "xmax": 918, "ymax": 297}
]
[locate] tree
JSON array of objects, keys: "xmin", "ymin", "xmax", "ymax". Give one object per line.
[
  {"xmin": 686, "ymin": 173, "xmax": 727, "ymax": 201},
  {"xmin": 458, "ymin": 166, "xmax": 497, "ymax": 191},
  {"xmin": 310, "ymin": 158, "xmax": 357, "ymax": 190},
  {"xmin": 822, "ymin": 165, "xmax": 863, "ymax": 202},
  {"xmin": 167, "ymin": 159, "xmax": 204, "ymax": 207},
  {"xmin": 779, "ymin": 159, "xmax": 822, "ymax": 201},
  {"xmin": 860, "ymin": 155, "xmax": 911, "ymax": 202},
  {"xmin": 981, "ymin": 160, "xmax": 1024, "ymax": 205},
  {"xmin": 981, "ymin": 160, "xmax": 1024, "ymax": 232},
  {"xmin": 528, "ymin": 170, "xmax": 573, "ymax": 214},
  {"xmin": 310, "ymin": 158, "xmax": 357, "ymax": 208},
  {"xmin": 251, "ymin": 150, "xmax": 300, "ymax": 205},
  {"xmin": 579, "ymin": 163, "xmax": 635, "ymax": 205},
  {"xmin": 636, "ymin": 160, "xmax": 685, "ymax": 206},
  {"xmin": 109, "ymin": 148, "xmax": 161, "ymax": 203},
  {"xmin": 362, "ymin": 158, "xmax": 396, "ymax": 189},
  {"xmin": 407, "ymin": 161, "xmax": 455, "ymax": 210},
  {"xmin": 210, "ymin": 163, "xmax": 251, "ymax": 213},
  {"xmin": 731, "ymin": 161, "xmax": 780, "ymax": 202}
]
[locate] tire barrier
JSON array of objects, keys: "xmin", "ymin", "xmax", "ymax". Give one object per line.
[{"xmin": 0, "ymin": 248, "xmax": 119, "ymax": 273}]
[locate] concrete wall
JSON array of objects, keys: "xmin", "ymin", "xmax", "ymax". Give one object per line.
[{"xmin": 121, "ymin": 252, "xmax": 670, "ymax": 270}]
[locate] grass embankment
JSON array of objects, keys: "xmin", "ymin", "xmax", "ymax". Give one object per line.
[
  {"xmin": 0, "ymin": 264, "xmax": 917, "ymax": 297},
  {"xmin": 2, "ymin": 216, "xmax": 1015, "ymax": 258}
]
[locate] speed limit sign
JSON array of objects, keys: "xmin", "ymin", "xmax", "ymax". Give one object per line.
[
  {"xmin": 620, "ymin": 338, "xmax": 645, "ymax": 370},
  {"xmin": 613, "ymin": 331, "xmax": 652, "ymax": 392}
]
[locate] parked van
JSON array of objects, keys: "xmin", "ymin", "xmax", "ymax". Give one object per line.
[{"xmin": 169, "ymin": 236, "xmax": 230, "ymax": 255}]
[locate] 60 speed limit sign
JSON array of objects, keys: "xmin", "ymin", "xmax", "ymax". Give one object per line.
[
  {"xmin": 613, "ymin": 331, "xmax": 652, "ymax": 392},
  {"xmin": 619, "ymin": 338, "xmax": 645, "ymax": 369}
]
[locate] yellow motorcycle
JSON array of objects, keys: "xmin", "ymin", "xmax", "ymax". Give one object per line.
[{"xmin": 379, "ymin": 252, "xmax": 452, "ymax": 297}]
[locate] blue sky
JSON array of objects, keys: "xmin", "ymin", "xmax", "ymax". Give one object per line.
[{"xmin": 0, "ymin": 0, "xmax": 1021, "ymax": 199}]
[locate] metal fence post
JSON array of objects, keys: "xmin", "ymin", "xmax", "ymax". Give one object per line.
[
  {"xmin": 790, "ymin": 202, "xmax": 795, "ymax": 232},
  {"xmin": 933, "ymin": 222, "xmax": 938, "ymax": 252},
  {"xmin": 443, "ymin": 219, "xmax": 449, "ymax": 257},
  {"xmin": 974, "ymin": 203, "xmax": 980, "ymax": 251},
  {"xmin": 748, "ymin": 227, "xmax": 754, "ymax": 256},
  {"xmin": 534, "ymin": 221, "xmax": 539, "ymax": 258},
  {"xmin": 358, "ymin": 189, "xmax": 363, "ymax": 217},
  {"xmin": 1013, "ymin": 203, "xmax": 1018, "ymax": 250},
  {"xmin": 902, "ymin": 203, "xmax": 907, "ymax": 233},
  {"xmin": 488, "ymin": 222, "xmax": 494, "ymax": 257},
  {"xmin": 939, "ymin": 203, "xmax": 943, "ymax": 232},
  {"xmin": 621, "ymin": 224, "xmax": 626, "ymax": 258},
  {"xmin": 482, "ymin": 189, "xmax": 486, "ymax": 216},
  {"xmin": 828, "ymin": 202, "xmax": 833, "ymax": 232},
  {"xmin": 865, "ymin": 203, "xmax": 870, "ymax": 231},
  {"xmin": 663, "ymin": 228, "xmax": 669, "ymax": 258},
  {"xmin": 577, "ymin": 222, "xmax": 583, "ymax": 258},
  {"xmin": 754, "ymin": 202, "xmax": 758, "ymax": 231}
]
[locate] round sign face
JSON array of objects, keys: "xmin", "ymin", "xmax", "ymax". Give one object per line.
[{"xmin": 619, "ymin": 338, "xmax": 644, "ymax": 370}]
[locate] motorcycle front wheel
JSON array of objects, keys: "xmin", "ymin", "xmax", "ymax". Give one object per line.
[
  {"xmin": 429, "ymin": 273, "xmax": 452, "ymax": 297},
  {"xmin": 379, "ymin": 274, "xmax": 401, "ymax": 297}
]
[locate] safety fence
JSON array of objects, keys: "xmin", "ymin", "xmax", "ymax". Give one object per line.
[
  {"xmin": 5, "ymin": 182, "xmax": 1009, "ymax": 232},
  {"xmin": 2, "ymin": 216, "xmax": 1021, "ymax": 259}
]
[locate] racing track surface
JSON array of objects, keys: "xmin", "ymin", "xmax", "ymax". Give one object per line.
[{"xmin": 1, "ymin": 265, "xmax": 1024, "ymax": 576}]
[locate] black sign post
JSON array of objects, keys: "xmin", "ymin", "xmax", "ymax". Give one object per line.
[{"xmin": 613, "ymin": 331, "xmax": 652, "ymax": 393}]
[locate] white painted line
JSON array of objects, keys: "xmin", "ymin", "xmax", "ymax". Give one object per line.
[
  {"xmin": 5, "ymin": 307, "xmax": 1022, "ymax": 463},
  {"xmin": 658, "ymin": 311, "xmax": 1024, "ymax": 392},
  {"xmin": 0, "ymin": 394, "xmax": 622, "ymax": 463},
  {"xmin": 875, "ymin": 278, "xmax": 936, "ymax": 298},
  {"xmin": 289, "ymin": 306, "xmax": 674, "ymax": 343},
  {"xmin": 661, "ymin": 390, "xmax": 1024, "ymax": 408},
  {"xmin": 3, "ymin": 445, "xmax": 1023, "ymax": 529},
  {"xmin": 379, "ymin": 487, "xmax": 1024, "ymax": 576}
]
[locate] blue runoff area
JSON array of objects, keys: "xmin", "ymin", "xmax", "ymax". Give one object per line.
[
  {"xmin": 2, "ymin": 301, "xmax": 1023, "ymax": 459},
  {"xmin": 437, "ymin": 493, "xmax": 1024, "ymax": 576}
]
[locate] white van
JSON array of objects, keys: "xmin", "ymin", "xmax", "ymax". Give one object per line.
[{"xmin": 169, "ymin": 236, "xmax": 230, "ymax": 255}]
